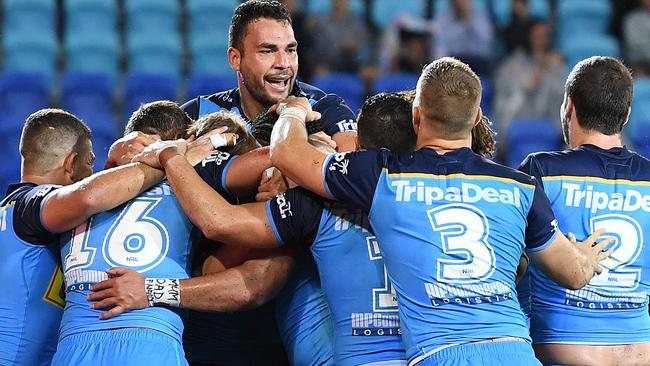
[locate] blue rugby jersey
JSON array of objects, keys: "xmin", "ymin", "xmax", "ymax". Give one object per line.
[
  {"xmin": 59, "ymin": 153, "xmax": 235, "ymax": 343},
  {"xmin": 323, "ymin": 148, "xmax": 558, "ymax": 363},
  {"xmin": 274, "ymin": 255, "xmax": 335, "ymax": 366},
  {"xmin": 268, "ymin": 188, "xmax": 406, "ymax": 366},
  {"xmin": 520, "ymin": 144, "xmax": 650, "ymax": 344},
  {"xmin": 181, "ymin": 81, "xmax": 357, "ymax": 136},
  {"xmin": 0, "ymin": 184, "xmax": 65, "ymax": 366}
]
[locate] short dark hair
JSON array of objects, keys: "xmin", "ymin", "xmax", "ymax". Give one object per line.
[
  {"xmin": 20, "ymin": 109, "xmax": 92, "ymax": 170},
  {"xmin": 188, "ymin": 111, "xmax": 259, "ymax": 155},
  {"xmin": 229, "ymin": 0, "xmax": 292, "ymax": 49},
  {"xmin": 357, "ymin": 92, "xmax": 416, "ymax": 153},
  {"xmin": 124, "ymin": 101, "xmax": 193, "ymax": 140},
  {"xmin": 566, "ymin": 56, "xmax": 633, "ymax": 135},
  {"xmin": 415, "ymin": 57, "xmax": 482, "ymax": 139}
]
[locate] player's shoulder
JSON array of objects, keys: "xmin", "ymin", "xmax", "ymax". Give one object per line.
[
  {"xmin": 527, "ymin": 145, "xmax": 650, "ymax": 180},
  {"xmin": 182, "ymin": 88, "xmax": 239, "ymax": 118},
  {"xmin": 1, "ymin": 183, "xmax": 58, "ymax": 207},
  {"xmin": 296, "ymin": 81, "xmax": 327, "ymax": 101},
  {"xmin": 472, "ymin": 155, "xmax": 538, "ymax": 186}
]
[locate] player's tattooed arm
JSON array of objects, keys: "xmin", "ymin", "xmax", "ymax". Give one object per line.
[
  {"xmin": 269, "ymin": 96, "xmax": 331, "ymax": 198},
  {"xmin": 87, "ymin": 246, "xmax": 296, "ymax": 319}
]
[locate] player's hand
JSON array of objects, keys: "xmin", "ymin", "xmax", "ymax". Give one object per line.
[
  {"xmin": 185, "ymin": 126, "xmax": 238, "ymax": 166},
  {"xmin": 308, "ymin": 131, "xmax": 337, "ymax": 151},
  {"xmin": 269, "ymin": 96, "xmax": 321, "ymax": 122},
  {"xmin": 87, "ymin": 268, "xmax": 148, "ymax": 320},
  {"xmin": 574, "ymin": 228, "xmax": 614, "ymax": 278},
  {"xmin": 132, "ymin": 139, "xmax": 188, "ymax": 169},
  {"xmin": 105, "ymin": 131, "xmax": 160, "ymax": 169},
  {"xmin": 256, "ymin": 168, "xmax": 290, "ymax": 202}
]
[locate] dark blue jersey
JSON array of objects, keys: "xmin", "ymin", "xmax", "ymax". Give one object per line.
[
  {"xmin": 181, "ymin": 81, "xmax": 357, "ymax": 137},
  {"xmin": 323, "ymin": 148, "xmax": 558, "ymax": 363},
  {"xmin": 267, "ymin": 188, "xmax": 406, "ymax": 366},
  {"xmin": 0, "ymin": 183, "xmax": 65, "ymax": 366},
  {"xmin": 519, "ymin": 144, "xmax": 650, "ymax": 344}
]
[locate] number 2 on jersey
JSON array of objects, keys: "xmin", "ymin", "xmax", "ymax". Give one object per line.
[
  {"xmin": 589, "ymin": 214, "xmax": 642, "ymax": 290},
  {"xmin": 428, "ymin": 204, "xmax": 496, "ymax": 284}
]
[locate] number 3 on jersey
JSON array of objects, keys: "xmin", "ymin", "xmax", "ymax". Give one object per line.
[
  {"xmin": 428, "ymin": 204, "xmax": 496, "ymax": 283},
  {"xmin": 65, "ymin": 197, "xmax": 169, "ymax": 273}
]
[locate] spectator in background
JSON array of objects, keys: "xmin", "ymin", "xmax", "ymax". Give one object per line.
[
  {"xmin": 282, "ymin": 0, "xmax": 315, "ymax": 80},
  {"xmin": 310, "ymin": 0, "xmax": 372, "ymax": 76},
  {"xmin": 435, "ymin": 0, "xmax": 493, "ymax": 75},
  {"xmin": 378, "ymin": 15, "xmax": 433, "ymax": 74},
  {"xmin": 623, "ymin": 0, "xmax": 650, "ymax": 74},
  {"xmin": 501, "ymin": 0, "xmax": 532, "ymax": 54},
  {"xmin": 494, "ymin": 20, "xmax": 565, "ymax": 132}
]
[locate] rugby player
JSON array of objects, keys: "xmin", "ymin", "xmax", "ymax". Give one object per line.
[
  {"xmin": 266, "ymin": 57, "xmax": 612, "ymax": 366},
  {"xmin": 520, "ymin": 56, "xmax": 650, "ymax": 366}
]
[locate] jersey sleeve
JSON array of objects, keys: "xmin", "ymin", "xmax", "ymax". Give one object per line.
[
  {"xmin": 180, "ymin": 97, "xmax": 200, "ymax": 120},
  {"xmin": 312, "ymin": 94, "xmax": 357, "ymax": 136},
  {"xmin": 265, "ymin": 188, "xmax": 324, "ymax": 247},
  {"xmin": 194, "ymin": 151, "xmax": 238, "ymax": 200},
  {"xmin": 323, "ymin": 149, "xmax": 385, "ymax": 212},
  {"xmin": 13, "ymin": 185, "xmax": 61, "ymax": 245},
  {"xmin": 518, "ymin": 154, "xmax": 545, "ymax": 189},
  {"xmin": 524, "ymin": 179, "xmax": 559, "ymax": 252}
]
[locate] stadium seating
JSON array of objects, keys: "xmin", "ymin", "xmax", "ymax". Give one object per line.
[
  {"xmin": 373, "ymin": 0, "xmax": 425, "ymax": 28},
  {"xmin": 188, "ymin": 33, "xmax": 232, "ymax": 76},
  {"xmin": 61, "ymin": 73, "xmax": 116, "ymax": 134},
  {"xmin": 558, "ymin": 0, "xmax": 611, "ymax": 40},
  {"xmin": 65, "ymin": 32, "xmax": 120, "ymax": 82},
  {"xmin": 186, "ymin": 0, "xmax": 238, "ymax": 37},
  {"xmin": 0, "ymin": 73, "xmax": 49, "ymax": 131},
  {"xmin": 127, "ymin": 33, "xmax": 183, "ymax": 81},
  {"xmin": 64, "ymin": 0, "xmax": 117, "ymax": 38},
  {"xmin": 312, "ymin": 73, "xmax": 365, "ymax": 113},
  {"xmin": 506, "ymin": 118, "xmax": 562, "ymax": 167},
  {"xmin": 304, "ymin": 0, "xmax": 365, "ymax": 18},
  {"xmin": 124, "ymin": 74, "xmax": 178, "ymax": 123},
  {"xmin": 436, "ymin": 0, "xmax": 488, "ymax": 16},
  {"xmin": 125, "ymin": 0, "xmax": 180, "ymax": 35},
  {"xmin": 491, "ymin": 0, "xmax": 550, "ymax": 27},
  {"xmin": 3, "ymin": 0, "xmax": 55, "ymax": 35},
  {"xmin": 561, "ymin": 34, "xmax": 620, "ymax": 70},
  {"xmin": 372, "ymin": 73, "xmax": 419, "ymax": 94},
  {"xmin": 2, "ymin": 32, "xmax": 58, "ymax": 87},
  {"xmin": 187, "ymin": 74, "xmax": 238, "ymax": 99}
]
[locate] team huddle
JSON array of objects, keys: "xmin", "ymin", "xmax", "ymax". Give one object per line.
[{"xmin": 1, "ymin": 1, "xmax": 649, "ymax": 366}]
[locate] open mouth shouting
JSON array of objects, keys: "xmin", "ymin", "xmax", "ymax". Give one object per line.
[{"xmin": 265, "ymin": 74, "xmax": 292, "ymax": 95}]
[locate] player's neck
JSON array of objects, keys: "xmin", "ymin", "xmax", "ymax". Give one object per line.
[
  {"xmin": 416, "ymin": 136, "xmax": 472, "ymax": 155},
  {"xmin": 570, "ymin": 128, "xmax": 623, "ymax": 150},
  {"xmin": 21, "ymin": 168, "xmax": 68, "ymax": 186},
  {"xmin": 238, "ymin": 87, "xmax": 264, "ymax": 121}
]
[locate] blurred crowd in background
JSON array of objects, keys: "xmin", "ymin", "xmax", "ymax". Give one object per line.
[{"xmin": 1, "ymin": 0, "xmax": 650, "ymax": 190}]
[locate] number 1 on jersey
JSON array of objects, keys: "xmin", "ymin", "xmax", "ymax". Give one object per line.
[{"xmin": 367, "ymin": 235, "xmax": 398, "ymax": 312}]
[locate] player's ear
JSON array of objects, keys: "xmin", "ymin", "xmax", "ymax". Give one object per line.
[
  {"xmin": 412, "ymin": 105, "xmax": 421, "ymax": 134},
  {"xmin": 564, "ymin": 96, "xmax": 574, "ymax": 121},
  {"xmin": 62, "ymin": 151, "xmax": 78, "ymax": 183},
  {"xmin": 474, "ymin": 107, "xmax": 483, "ymax": 127},
  {"xmin": 228, "ymin": 47, "xmax": 241, "ymax": 72}
]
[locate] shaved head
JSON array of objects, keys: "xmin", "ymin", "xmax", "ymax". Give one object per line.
[
  {"xmin": 414, "ymin": 57, "xmax": 482, "ymax": 138},
  {"xmin": 20, "ymin": 109, "xmax": 92, "ymax": 174}
]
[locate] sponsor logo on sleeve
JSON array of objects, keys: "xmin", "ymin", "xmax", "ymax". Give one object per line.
[{"xmin": 328, "ymin": 153, "xmax": 349, "ymax": 175}]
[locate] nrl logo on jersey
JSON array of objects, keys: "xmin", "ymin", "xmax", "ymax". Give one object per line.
[{"xmin": 328, "ymin": 153, "xmax": 349, "ymax": 175}]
